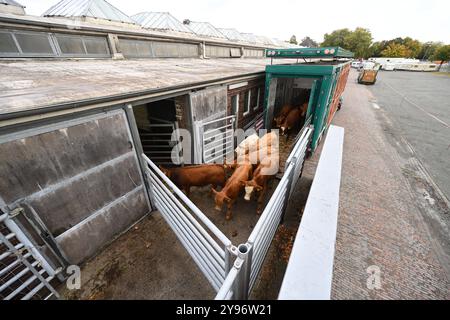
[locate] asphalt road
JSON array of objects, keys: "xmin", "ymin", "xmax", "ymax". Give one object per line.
[{"xmin": 368, "ymin": 71, "xmax": 450, "ymax": 203}]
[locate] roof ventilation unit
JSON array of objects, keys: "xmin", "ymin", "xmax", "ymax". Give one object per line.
[
  {"xmin": 42, "ymin": 0, "xmax": 137, "ymax": 27},
  {"xmin": 0, "ymin": 0, "xmax": 25, "ymax": 15},
  {"xmin": 132, "ymin": 12, "xmax": 194, "ymax": 34}
]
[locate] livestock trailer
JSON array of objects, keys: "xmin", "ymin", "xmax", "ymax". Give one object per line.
[{"xmin": 264, "ymin": 47, "xmax": 353, "ymax": 151}]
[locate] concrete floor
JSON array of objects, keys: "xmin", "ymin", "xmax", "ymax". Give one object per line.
[{"xmin": 331, "ymin": 70, "xmax": 450, "ymax": 299}]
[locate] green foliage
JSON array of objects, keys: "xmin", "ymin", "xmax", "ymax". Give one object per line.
[
  {"xmin": 321, "ymin": 28, "xmax": 372, "ymax": 58},
  {"xmin": 381, "ymin": 43, "xmax": 412, "ymax": 57},
  {"xmin": 402, "ymin": 37, "xmax": 422, "ymax": 58},
  {"xmin": 322, "ymin": 28, "xmax": 352, "ymax": 48},
  {"xmin": 433, "ymin": 45, "xmax": 450, "ymax": 61},
  {"xmin": 368, "ymin": 37, "xmax": 423, "ymax": 58},
  {"xmin": 300, "ymin": 36, "xmax": 318, "ymax": 48},
  {"xmin": 289, "ymin": 35, "xmax": 298, "ymax": 45},
  {"xmin": 418, "ymin": 42, "xmax": 443, "ymax": 60},
  {"xmin": 320, "ymin": 27, "xmax": 447, "ymax": 60}
]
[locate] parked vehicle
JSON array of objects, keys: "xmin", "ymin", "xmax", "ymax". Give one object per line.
[
  {"xmin": 368, "ymin": 57, "xmax": 420, "ymax": 70},
  {"xmin": 357, "ymin": 62, "xmax": 380, "ymax": 85},
  {"xmin": 396, "ymin": 63, "xmax": 439, "ymax": 72},
  {"xmin": 351, "ymin": 60, "xmax": 363, "ymax": 69}
]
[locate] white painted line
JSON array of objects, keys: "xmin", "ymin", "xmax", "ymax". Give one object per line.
[
  {"xmin": 372, "ymin": 103, "xmax": 380, "ymax": 109},
  {"xmin": 382, "ymin": 81, "xmax": 450, "ymax": 129},
  {"xmin": 278, "ymin": 125, "xmax": 344, "ymax": 300}
]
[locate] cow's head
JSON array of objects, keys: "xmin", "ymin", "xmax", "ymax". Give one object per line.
[
  {"xmin": 211, "ymin": 188, "xmax": 231, "ymax": 211},
  {"xmin": 241, "ymin": 180, "xmax": 263, "ymax": 201},
  {"xmin": 274, "ymin": 116, "xmax": 285, "ymax": 128}
]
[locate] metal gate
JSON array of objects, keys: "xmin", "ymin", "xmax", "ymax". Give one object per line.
[
  {"xmin": 215, "ymin": 125, "xmax": 313, "ymax": 299},
  {"xmin": 142, "ymin": 154, "xmax": 236, "ymax": 291},
  {"xmin": 196, "ymin": 115, "xmax": 236, "ymax": 164},
  {"xmin": 1, "ymin": 212, "xmax": 61, "ymax": 300},
  {"xmin": 139, "ymin": 117, "xmax": 183, "ymax": 165}
]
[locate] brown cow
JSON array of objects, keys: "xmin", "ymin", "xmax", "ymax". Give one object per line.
[
  {"xmin": 212, "ymin": 162, "xmax": 253, "ymax": 220},
  {"xmin": 241, "ymin": 159, "xmax": 277, "ymax": 215},
  {"xmin": 274, "ymin": 104, "xmax": 294, "ymax": 128},
  {"xmin": 159, "ymin": 164, "xmax": 226, "ymax": 197},
  {"xmin": 299, "ymin": 101, "xmax": 309, "ymax": 117},
  {"xmin": 280, "ymin": 108, "xmax": 302, "ymax": 137}
]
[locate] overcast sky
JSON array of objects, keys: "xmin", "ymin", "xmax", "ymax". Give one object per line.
[{"xmin": 19, "ymin": 0, "xmax": 450, "ymax": 44}]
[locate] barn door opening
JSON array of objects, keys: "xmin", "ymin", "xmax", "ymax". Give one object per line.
[{"xmin": 133, "ymin": 98, "xmax": 185, "ymax": 166}]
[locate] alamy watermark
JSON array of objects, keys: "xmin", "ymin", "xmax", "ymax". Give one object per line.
[
  {"xmin": 366, "ymin": 265, "xmax": 382, "ymax": 290},
  {"xmin": 66, "ymin": 265, "xmax": 81, "ymax": 290}
]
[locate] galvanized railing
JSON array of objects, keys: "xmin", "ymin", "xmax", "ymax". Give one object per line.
[
  {"xmin": 142, "ymin": 154, "xmax": 236, "ymax": 292},
  {"xmin": 0, "ymin": 212, "xmax": 61, "ymax": 300},
  {"xmin": 139, "ymin": 117, "xmax": 183, "ymax": 166},
  {"xmin": 200, "ymin": 115, "xmax": 236, "ymax": 163},
  {"xmin": 215, "ymin": 125, "xmax": 313, "ymax": 300}
]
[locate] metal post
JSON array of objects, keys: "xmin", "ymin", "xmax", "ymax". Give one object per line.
[
  {"xmin": 124, "ymin": 104, "xmax": 153, "ymax": 210},
  {"xmin": 280, "ymin": 162, "xmax": 295, "ymax": 224},
  {"xmin": 233, "ymin": 243, "xmax": 252, "ymax": 300}
]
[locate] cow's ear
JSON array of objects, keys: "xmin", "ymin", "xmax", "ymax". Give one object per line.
[
  {"xmin": 224, "ymin": 196, "xmax": 232, "ymax": 203},
  {"xmin": 255, "ymin": 184, "xmax": 264, "ymax": 192},
  {"xmin": 211, "ymin": 187, "xmax": 219, "ymax": 195},
  {"xmin": 239, "ymin": 180, "xmax": 247, "ymax": 187}
]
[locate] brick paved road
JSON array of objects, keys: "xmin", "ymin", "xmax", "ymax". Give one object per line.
[{"xmin": 331, "ymin": 70, "xmax": 450, "ymax": 299}]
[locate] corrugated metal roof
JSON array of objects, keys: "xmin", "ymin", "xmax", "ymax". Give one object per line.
[
  {"xmin": 217, "ymin": 28, "xmax": 246, "ymax": 42},
  {"xmin": 43, "ymin": 0, "xmax": 135, "ymax": 24},
  {"xmin": 0, "ymin": 0, "xmax": 24, "ymax": 7},
  {"xmin": 186, "ymin": 21, "xmax": 226, "ymax": 39},
  {"xmin": 132, "ymin": 12, "xmax": 193, "ymax": 33}
]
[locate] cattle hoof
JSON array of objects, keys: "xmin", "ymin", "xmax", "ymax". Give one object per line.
[
  {"xmin": 256, "ymin": 210, "xmax": 262, "ymax": 216},
  {"xmin": 225, "ymin": 215, "xmax": 232, "ymax": 221}
]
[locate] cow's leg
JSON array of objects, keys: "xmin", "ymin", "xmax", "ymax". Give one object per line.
[
  {"xmin": 225, "ymin": 200, "xmax": 234, "ymax": 221},
  {"xmin": 185, "ymin": 186, "xmax": 190, "ymax": 197},
  {"xmin": 256, "ymin": 188, "xmax": 265, "ymax": 215},
  {"xmin": 210, "ymin": 184, "xmax": 217, "ymax": 196}
]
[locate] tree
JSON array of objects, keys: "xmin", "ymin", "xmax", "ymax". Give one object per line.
[
  {"xmin": 321, "ymin": 28, "xmax": 352, "ymax": 48},
  {"xmin": 345, "ymin": 28, "xmax": 373, "ymax": 58},
  {"xmin": 402, "ymin": 37, "xmax": 422, "ymax": 58},
  {"xmin": 381, "ymin": 43, "xmax": 413, "ymax": 58},
  {"xmin": 289, "ymin": 35, "xmax": 298, "ymax": 45},
  {"xmin": 433, "ymin": 45, "xmax": 450, "ymax": 70},
  {"xmin": 321, "ymin": 28, "xmax": 372, "ymax": 58},
  {"xmin": 419, "ymin": 42, "xmax": 443, "ymax": 60},
  {"xmin": 300, "ymin": 36, "xmax": 318, "ymax": 48}
]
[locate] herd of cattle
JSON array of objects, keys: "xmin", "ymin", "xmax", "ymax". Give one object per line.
[
  {"xmin": 158, "ymin": 102, "xmax": 308, "ymax": 221},
  {"xmin": 274, "ymin": 101, "xmax": 309, "ymax": 138},
  {"xmin": 160, "ymin": 132, "xmax": 279, "ymax": 220}
]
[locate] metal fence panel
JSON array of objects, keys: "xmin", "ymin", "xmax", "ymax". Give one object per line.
[
  {"xmin": 0, "ymin": 213, "xmax": 60, "ymax": 300},
  {"xmin": 142, "ymin": 155, "xmax": 233, "ymax": 292},
  {"xmin": 199, "ymin": 115, "xmax": 236, "ymax": 163},
  {"xmin": 216, "ymin": 125, "xmax": 313, "ymax": 299}
]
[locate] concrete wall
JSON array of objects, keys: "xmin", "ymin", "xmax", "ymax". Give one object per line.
[{"xmin": 0, "ymin": 110, "xmax": 149, "ymax": 265}]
